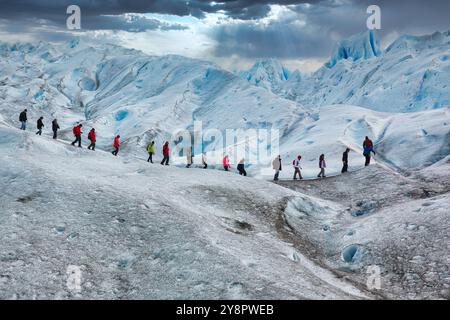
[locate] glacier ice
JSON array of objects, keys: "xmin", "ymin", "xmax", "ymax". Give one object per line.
[
  {"xmin": 327, "ymin": 30, "xmax": 381, "ymax": 68},
  {"xmin": 239, "ymin": 29, "xmax": 450, "ymax": 113}
]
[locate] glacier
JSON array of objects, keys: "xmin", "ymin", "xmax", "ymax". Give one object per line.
[
  {"xmin": 239, "ymin": 30, "xmax": 450, "ymax": 113},
  {"xmin": 0, "ymin": 29, "xmax": 449, "ymax": 300}
]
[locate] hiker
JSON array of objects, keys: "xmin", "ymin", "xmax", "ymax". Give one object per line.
[
  {"xmin": 147, "ymin": 141, "xmax": 155, "ymax": 163},
  {"xmin": 52, "ymin": 119, "xmax": 60, "ymax": 139},
  {"xmin": 87, "ymin": 128, "xmax": 96, "ymax": 151},
  {"xmin": 317, "ymin": 154, "xmax": 326, "ymax": 178},
  {"xmin": 363, "ymin": 136, "xmax": 376, "ymax": 166},
  {"xmin": 71, "ymin": 124, "xmax": 83, "ymax": 147},
  {"xmin": 112, "ymin": 135, "xmax": 120, "ymax": 156},
  {"xmin": 293, "ymin": 155, "xmax": 303, "ymax": 180},
  {"xmin": 272, "ymin": 155, "xmax": 282, "ymax": 181},
  {"xmin": 237, "ymin": 158, "xmax": 247, "ymax": 176},
  {"xmin": 186, "ymin": 146, "xmax": 193, "ymax": 168},
  {"xmin": 223, "ymin": 155, "xmax": 230, "ymax": 171},
  {"xmin": 36, "ymin": 117, "xmax": 44, "ymax": 135},
  {"xmin": 161, "ymin": 141, "xmax": 170, "ymax": 165},
  {"xmin": 19, "ymin": 109, "xmax": 27, "ymax": 130},
  {"xmin": 202, "ymin": 152, "xmax": 207, "ymax": 169},
  {"xmin": 342, "ymin": 148, "xmax": 350, "ymax": 173}
]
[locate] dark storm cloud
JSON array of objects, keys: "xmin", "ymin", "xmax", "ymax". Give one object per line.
[
  {"xmin": 297, "ymin": 0, "xmax": 450, "ymax": 37},
  {"xmin": 348, "ymin": 0, "xmax": 450, "ymax": 34},
  {"xmin": 211, "ymin": 0, "xmax": 450, "ymax": 60},
  {"xmin": 212, "ymin": 20, "xmax": 332, "ymax": 59},
  {"xmin": 0, "ymin": 1, "xmax": 196, "ymax": 32},
  {"xmin": 83, "ymin": 15, "xmax": 188, "ymax": 32},
  {"xmin": 0, "ymin": 0, "xmax": 321, "ymax": 39},
  {"xmin": 0, "ymin": 0, "xmax": 449, "ymax": 62},
  {"xmin": 0, "ymin": 1, "xmax": 321, "ymax": 22},
  {"xmin": 0, "ymin": 0, "xmax": 324, "ymax": 44}
]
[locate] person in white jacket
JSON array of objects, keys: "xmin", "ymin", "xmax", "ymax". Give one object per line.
[
  {"xmin": 317, "ymin": 154, "xmax": 326, "ymax": 178},
  {"xmin": 293, "ymin": 155, "xmax": 303, "ymax": 180},
  {"xmin": 272, "ymin": 155, "xmax": 282, "ymax": 181}
]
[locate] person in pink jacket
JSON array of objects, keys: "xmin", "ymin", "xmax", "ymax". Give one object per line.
[{"xmin": 223, "ymin": 155, "xmax": 230, "ymax": 171}]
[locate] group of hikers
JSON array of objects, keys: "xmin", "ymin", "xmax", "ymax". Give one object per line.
[
  {"xmin": 18, "ymin": 109, "xmax": 377, "ymax": 180},
  {"xmin": 20, "ymin": 109, "xmax": 122, "ymax": 157},
  {"xmin": 271, "ymin": 136, "xmax": 376, "ymax": 181},
  {"xmin": 222, "ymin": 155, "xmax": 247, "ymax": 176}
]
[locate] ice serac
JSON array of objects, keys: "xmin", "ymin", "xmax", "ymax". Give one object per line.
[
  {"xmin": 239, "ymin": 58, "xmax": 291, "ymax": 91},
  {"xmin": 386, "ymin": 31, "xmax": 448, "ymax": 53},
  {"xmin": 288, "ymin": 69, "xmax": 302, "ymax": 83},
  {"xmin": 327, "ymin": 30, "xmax": 382, "ymax": 68}
]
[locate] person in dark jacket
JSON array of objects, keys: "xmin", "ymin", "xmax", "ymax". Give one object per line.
[
  {"xmin": 237, "ymin": 158, "xmax": 247, "ymax": 176},
  {"xmin": 186, "ymin": 146, "xmax": 193, "ymax": 168},
  {"xmin": 342, "ymin": 148, "xmax": 350, "ymax": 173},
  {"xmin": 363, "ymin": 136, "xmax": 376, "ymax": 166},
  {"xmin": 19, "ymin": 109, "xmax": 27, "ymax": 130},
  {"xmin": 71, "ymin": 124, "xmax": 83, "ymax": 147},
  {"xmin": 36, "ymin": 117, "xmax": 44, "ymax": 135},
  {"xmin": 317, "ymin": 154, "xmax": 326, "ymax": 178},
  {"xmin": 202, "ymin": 152, "xmax": 207, "ymax": 169},
  {"xmin": 87, "ymin": 128, "xmax": 96, "ymax": 150},
  {"xmin": 52, "ymin": 119, "xmax": 60, "ymax": 139},
  {"xmin": 161, "ymin": 141, "xmax": 170, "ymax": 165}
]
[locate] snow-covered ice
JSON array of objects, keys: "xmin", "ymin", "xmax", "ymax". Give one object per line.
[
  {"xmin": 0, "ymin": 125, "xmax": 372, "ymax": 299},
  {"xmin": 0, "ymin": 29, "xmax": 449, "ymax": 300}
]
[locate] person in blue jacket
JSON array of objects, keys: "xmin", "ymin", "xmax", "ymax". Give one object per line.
[{"xmin": 363, "ymin": 136, "xmax": 376, "ymax": 166}]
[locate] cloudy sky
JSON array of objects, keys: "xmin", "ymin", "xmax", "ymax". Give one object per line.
[{"xmin": 0, "ymin": 0, "xmax": 449, "ymax": 72}]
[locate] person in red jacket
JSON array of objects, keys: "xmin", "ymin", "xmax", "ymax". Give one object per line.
[
  {"xmin": 161, "ymin": 141, "xmax": 170, "ymax": 165},
  {"xmin": 71, "ymin": 124, "xmax": 83, "ymax": 147},
  {"xmin": 87, "ymin": 128, "xmax": 96, "ymax": 151},
  {"xmin": 112, "ymin": 135, "xmax": 120, "ymax": 156},
  {"xmin": 223, "ymin": 155, "xmax": 230, "ymax": 171}
]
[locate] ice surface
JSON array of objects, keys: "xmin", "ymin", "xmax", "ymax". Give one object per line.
[
  {"xmin": 279, "ymin": 164, "xmax": 450, "ymax": 299},
  {"xmin": 0, "ymin": 125, "xmax": 371, "ymax": 299}
]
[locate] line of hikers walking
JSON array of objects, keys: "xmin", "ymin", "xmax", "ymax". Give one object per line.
[
  {"xmin": 272, "ymin": 136, "xmax": 376, "ymax": 181},
  {"xmin": 20, "ymin": 109, "xmax": 122, "ymax": 156},
  {"xmin": 69, "ymin": 123, "xmax": 121, "ymax": 156},
  {"xmin": 19, "ymin": 109, "xmax": 377, "ymax": 179},
  {"xmin": 21, "ymin": 109, "xmax": 61, "ymax": 139},
  {"xmin": 71, "ymin": 122, "xmax": 167, "ymax": 162}
]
